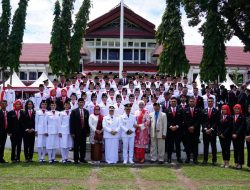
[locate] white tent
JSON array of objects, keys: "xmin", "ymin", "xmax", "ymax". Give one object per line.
[
  {"xmin": 220, "ymin": 74, "xmax": 238, "ymax": 90},
  {"xmin": 4, "ymin": 72, "xmax": 27, "ymax": 88},
  {"xmin": 247, "ymin": 84, "xmax": 250, "ymax": 90},
  {"xmin": 28, "ymin": 72, "xmax": 53, "ymax": 88},
  {"xmin": 195, "ymin": 74, "xmax": 207, "ymax": 89}
]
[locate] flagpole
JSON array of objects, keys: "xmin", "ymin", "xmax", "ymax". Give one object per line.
[{"xmin": 119, "ymin": 0, "xmax": 124, "ymax": 78}]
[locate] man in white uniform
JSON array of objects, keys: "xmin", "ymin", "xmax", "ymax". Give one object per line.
[
  {"xmin": 4, "ymin": 85, "xmax": 15, "ymax": 111},
  {"xmin": 120, "ymin": 104, "xmax": 137, "ymax": 164},
  {"xmin": 34, "ymin": 84, "xmax": 47, "ymax": 110},
  {"xmin": 102, "ymin": 106, "xmax": 120, "ymax": 164}
]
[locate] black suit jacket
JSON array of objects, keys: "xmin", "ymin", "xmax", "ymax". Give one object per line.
[
  {"xmin": 246, "ymin": 116, "xmax": 250, "ymax": 136},
  {"xmin": 183, "ymin": 107, "xmax": 201, "ymax": 138},
  {"xmin": 0, "ymin": 110, "xmax": 8, "ymax": 134},
  {"xmin": 70, "ymin": 108, "xmax": 90, "ymax": 138},
  {"xmin": 119, "ymin": 78, "xmax": 129, "ymax": 86},
  {"xmin": 201, "ymin": 107, "xmax": 220, "ymax": 135},
  {"xmin": 46, "ymin": 97, "xmax": 59, "ymax": 110},
  {"xmin": 160, "ymin": 100, "xmax": 170, "ymax": 113},
  {"xmin": 217, "ymin": 115, "xmax": 233, "ymax": 138},
  {"xmin": 58, "ymin": 83, "xmax": 66, "ymax": 88},
  {"xmin": 166, "ymin": 106, "xmax": 183, "ymax": 135},
  {"xmin": 23, "ymin": 110, "xmax": 36, "ymax": 131},
  {"xmin": 7, "ymin": 110, "xmax": 25, "ymax": 135},
  {"xmin": 56, "ymin": 97, "xmax": 71, "ymax": 111},
  {"xmin": 232, "ymin": 114, "xmax": 246, "ymax": 138},
  {"xmin": 195, "ymin": 96, "xmax": 204, "ymax": 110}
]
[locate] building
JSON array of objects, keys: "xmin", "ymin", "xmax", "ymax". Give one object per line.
[{"xmin": 0, "ymin": 4, "xmax": 249, "ymax": 84}]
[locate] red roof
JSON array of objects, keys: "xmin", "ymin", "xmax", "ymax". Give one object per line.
[
  {"xmin": 86, "ymin": 4, "xmax": 155, "ymax": 39},
  {"xmin": 84, "ymin": 62, "xmax": 157, "ymax": 73},
  {"xmin": 20, "ymin": 43, "xmax": 87, "ymax": 64},
  {"xmin": 153, "ymin": 45, "xmax": 250, "ymax": 67}
]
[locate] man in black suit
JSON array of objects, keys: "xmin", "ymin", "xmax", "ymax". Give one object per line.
[
  {"xmin": 119, "ymin": 70, "xmax": 129, "ymax": 86},
  {"xmin": 166, "ymin": 97, "xmax": 183, "ymax": 163},
  {"xmin": 7, "ymin": 100, "xmax": 25, "ymax": 163},
  {"xmin": 183, "ymin": 97, "xmax": 201, "ymax": 164},
  {"xmin": 228, "ymin": 85, "xmax": 238, "ymax": 113},
  {"xmin": 0, "ymin": 100, "xmax": 8, "ymax": 163},
  {"xmin": 193, "ymin": 87, "xmax": 204, "ymax": 110},
  {"xmin": 160, "ymin": 91, "xmax": 170, "ymax": 113},
  {"xmin": 70, "ymin": 98, "xmax": 90, "ymax": 164},
  {"xmin": 56, "ymin": 89, "xmax": 71, "ymax": 111},
  {"xmin": 201, "ymin": 97, "xmax": 220, "ymax": 165},
  {"xmin": 58, "ymin": 74, "xmax": 66, "ymax": 88}
]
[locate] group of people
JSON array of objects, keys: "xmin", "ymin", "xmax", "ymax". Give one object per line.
[{"xmin": 0, "ymin": 70, "xmax": 250, "ymax": 170}]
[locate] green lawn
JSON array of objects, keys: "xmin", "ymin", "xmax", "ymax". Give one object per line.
[{"xmin": 0, "ymin": 149, "xmax": 250, "ymax": 190}]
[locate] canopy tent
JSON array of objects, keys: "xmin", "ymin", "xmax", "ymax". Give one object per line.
[
  {"xmin": 195, "ymin": 74, "xmax": 207, "ymax": 89},
  {"xmin": 28, "ymin": 72, "xmax": 53, "ymax": 88},
  {"xmin": 220, "ymin": 74, "xmax": 238, "ymax": 90},
  {"xmin": 247, "ymin": 84, "xmax": 250, "ymax": 90},
  {"xmin": 4, "ymin": 72, "xmax": 27, "ymax": 88}
]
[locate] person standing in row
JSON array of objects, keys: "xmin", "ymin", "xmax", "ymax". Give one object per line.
[
  {"xmin": 70, "ymin": 98, "xmax": 90, "ymax": 164},
  {"xmin": 89, "ymin": 105, "xmax": 104, "ymax": 164},
  {"xmin": 201, "ymin": 97, "xmax": 219, "ymax": 165},
  {"xmin": 46, "ymin": 102, "xmax": 60, "ymax": 164},
  {"xmin": 183, "ymin": 97, "xmax": 201, "ymax": 164},
  {"xmin": 103, "ymin": 106, "xmax": 120, "ymax": 164},
  {"xmin": 134, "ymin": 101, "xmax": 150, "ymax": 164},
  {"xmin": 0, "ymin": 100, "xmax": 8, "ymax": 163},
  {"xmin": 59, "ymin": 100, "xmax": 72, "ymax": 163},
  {"xmin": 23, "ymin": 100, "xmax": 36, "ymax": 162},
  {"xmin": 35, "ymin": 100, "xmax": 48, "ymax": 163},
  {"xmin": 245, "ymin": 105, "xmax": 250, "ymax": 171},
  {"xmin": 7, "ymin": 100, "xmax": 24, "ymax": 163},
  {"xmin": 218, "ymin": 105, "xmax": 233, "ymax": 168},
  {"xmin": 149, "ymin": 103, "xmax": 167, "ymax": 164},
  {"xmin": 120, "ymin": 103, "xmax": 137, "ymax": 164},
  {"xmin": 232, "ymin": 104, "xmax": 245, "ymax": 169}
]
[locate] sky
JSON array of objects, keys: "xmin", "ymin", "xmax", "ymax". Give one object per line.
[{"xmin": 2, "ymin": 0, "xmax": 243, "ymax": 46}]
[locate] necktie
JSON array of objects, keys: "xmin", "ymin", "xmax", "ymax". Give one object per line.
[
  {"xmin": 66, "ymin": 110, "xmax": 69, "ymax": 115},
  {"xmin": 223, "ymin": 115, "xmax": 226, "ymax": 121},
  {"xmin": 235, "ymin": 115, "xmax": 238, "ymax": 123},
  {"xmin": 208, "ymin": 108, "xmax": 212, "ymax": 118},
  {"xmin": 195, "ymin": 96, "xmax": 198, "ymax": 104},
  {"xmin": 191, "ymin": 108, "xmax": 194, "ymax": 117},
  {"xmin": 29, "ymin": 110, "xmax": 32, "ymax": 118},
  {"xmin": 3, "ymin": 111, "xmax": 7, "ymax": 129},
  {"xmin": 80, "ymin": 109, "xmax": 84, "ymax": 128},
  {"xmin": 16, "ymin": 111, "xmax": 19, "ymax": 120},
  {"xmin": 165, "ymin": 101, "xmax": 168, "ymax": 109},
  {"xmin": 172, "ymin": 108, "xmax": 176, "ymax": 117}
]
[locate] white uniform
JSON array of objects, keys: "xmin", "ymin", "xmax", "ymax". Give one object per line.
[
  {"xmin": 99, "ymin": 102, "xmax": 110, "ymax": 116},
  {"xmin": 35, "ymin": 109, "xmax": 47, "ymax": 160},
  {"xmin": 103, "ymin": 114, "xmax": 120, "ymax": 164},
  {"xmin": 114, "ymin": 103, "xmax": 124, "ymax": 116},
  {"xmin": 70, "ymin": 101, "xmax": 78, "ymax": 110},
  {"xmin": 120, "ymin": 113, "xmax": 137, "ymax": 163},
  {"xmin": 45, "ymin": 110, "xmax": 60, "ymax": 162},
  {"xmin": 50, "ymin": 87, "xmax": 61, "ymax": 98},
  {"xmin": 59, "ymin": 110, "xmax": 72, "ymax": 161},
  {"xmin": 4, "ymin": 89, "xmax": 15, "ymax": 111},
  {"xmin": 34, "ymin": 92, "xmax": 47, "ymax": 110}
]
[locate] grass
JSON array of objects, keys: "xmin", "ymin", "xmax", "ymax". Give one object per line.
[
  {"xmin": 0, "ymin": 181, "xmax": 57, "ymax": 190},
  {"xmin": 159, "ymin": 185, "xmax": 186, "ymax": 190},
  {"xmin": 97, "ymin": 166, "xmax": 134, "ymax": 180},
  {"xmin": 0, "ymin": 163, "xmax": 92, "ymax": 179},
  {"xmin": 201, "ymin": 185, "xmax": 250, "ymax": 190},
  {"xmin": 96, "ymin": 183, "xmax": 137, "ymax": 190},
  {"xmin": 138, "ymin": 167, "xmax": 176, "ymax": 181}
]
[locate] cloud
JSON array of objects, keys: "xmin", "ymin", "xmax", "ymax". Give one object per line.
[{"xmin": 0, "ymin": 0, "xmax": 243, "ymax": 46}]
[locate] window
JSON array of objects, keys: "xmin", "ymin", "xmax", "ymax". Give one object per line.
[
  {"xmin": 140, "ymin": 49, "xmax": 146, "ymax": 61},
  {"xmin": 141, "ymin": 42, "xmax": 146, "ymax": 47},
  {"xmin": 102, "ymin": 49, "xmax": 107, "ymax": 60},
  {"xmin": 109, "ymin": 49, "xmax": 119, "ymax": 60},
  {"xmin": 128, "ymin": 42, "xmax": 133, "ymax": 47},
  {"xmin": 38, "ymin": 72, "xmax": 43, "ymax": 78},
  {"xmin": 124, "ymin": 49, "xmax": 133, "ymax": 60},
  {"xmin": 148, "ymin": 42, "xmax": 156, "ymax": 47},
  {"xmin": 29, "ymin": 72, "xmax": 37, "ymax": 80},
  {"xmin": 20, "ymin": 72, "xmax": 27, "ymax": 80},
  {"xmin": 96, "ymin": 49, "xmax": 101, "ymax": 60},
  {"xmin": 134, "ymin": 49, "xmax": 139, "ymax": 61}
]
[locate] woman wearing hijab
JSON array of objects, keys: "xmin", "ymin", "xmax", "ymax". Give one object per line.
[
  {"xmin": 218, "ymin": 105, "xmax": 233, "ymax": 168},
  {"xmin": 23, "ymin": 100, "xmax": 36, "ymax": 162},
  {"xmin": 56, "ymin": 88, "xmax": 70, "ymax": 111},
  {"xmin": 245, "ymin": 105, "xmax": 250, "ymax": 171},
  {"xmin": 89, "ymin": 105, "xmax": 103, "ymax": 163},
  {"xmin": 232, "ymin": 104, "xmax": 246, "ymax": 169},
  {"xmin": 7, "ymin": 100, "xmax": 25, "ymax": 163},
  {"xmin": 134, "ymin": 101, "xmax": 150, "ymax": 163}
]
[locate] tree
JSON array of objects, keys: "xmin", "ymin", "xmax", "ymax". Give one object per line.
[
  {"xmin": 7, "ymin": 0, "xmax": 29, "ymax": 78},
  {"xmin": 49, "ymin": 0, "xmax": 91, "ymax": 76},
  {"xmin": 49, "ymin": 0, "xmax": 65, "ymax": 76},
  {"xmin": 199, "ymin": 0, "xmax": 227, "ymax": 83},
  {"xmin": 69, "ymin": 0, "xmax": 91, "ymax": 73},
  {"xmin": 156, "ymin": 0, "xmax": 189, "ymax": 76},
  {"xmin": 182, "ymin": 0, "xmax": 250, "ymax": 52},
  {"xmin": 0, "ymin": 0, "xmax": 11, "ymax": 84}
]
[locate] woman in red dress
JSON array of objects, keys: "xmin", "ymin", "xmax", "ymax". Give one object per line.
[{"xmin": 134, "ymin": 101, "xmax": 150, "ymax": 163}]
